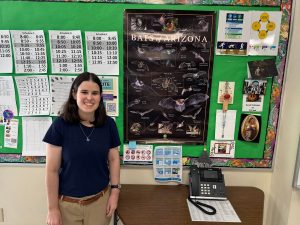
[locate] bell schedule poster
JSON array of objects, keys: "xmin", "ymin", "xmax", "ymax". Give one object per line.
[{"xmin": 124, "ymin": 10, "xmax": 215, "ymax": 144}]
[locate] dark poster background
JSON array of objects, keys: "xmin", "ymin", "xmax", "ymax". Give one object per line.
[{"xmin": 124, "ymin": 9, "xmax": 216, "ymax": 144}]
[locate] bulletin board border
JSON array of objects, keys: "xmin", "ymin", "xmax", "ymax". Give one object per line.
[
  {"xmin": 15, "ymin": 0, "xmax": 281, "ymax": 7},
  {"xmin": 0, "ymin": 0, "xmax": 292, "ymax": 168}
]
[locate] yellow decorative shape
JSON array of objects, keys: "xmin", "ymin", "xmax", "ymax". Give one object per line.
[
  {"xmin": 260, "ymin": 12, "xmax": 269, "ymax": 22},
  {"xmin": 266, "ymin": 21, "xmax": 276, "ymax": 31},
  {"xmin": 258, "ymin": 30, "xmax": 267, "ymax": 39},
  {"xmin": 252, "ymin": 21, "xmax": 261, "ymax": 31}
]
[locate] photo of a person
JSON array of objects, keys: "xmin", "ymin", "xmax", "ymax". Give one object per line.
[{"xmin": 240, "ymin": 115, "xmax": 260, "ymax": 142}]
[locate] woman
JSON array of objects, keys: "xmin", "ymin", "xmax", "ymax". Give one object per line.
[{"xmin": 44, "ymin": 72, "xmax": 121, "ymax": 225}]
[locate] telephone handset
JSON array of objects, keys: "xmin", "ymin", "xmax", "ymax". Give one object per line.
[{"xmin": 188, "ymin": 165, "xmax": 227, "ymax": 215}]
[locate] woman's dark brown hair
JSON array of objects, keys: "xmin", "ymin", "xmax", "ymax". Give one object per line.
[{"xmin": 60, "ymin": 72, "xmax": 107, "ymax": 126}]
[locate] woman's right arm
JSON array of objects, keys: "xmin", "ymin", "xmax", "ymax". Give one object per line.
[{"xmin": 45, "ymin": 143, "xmax": 62, "ymax": 225}]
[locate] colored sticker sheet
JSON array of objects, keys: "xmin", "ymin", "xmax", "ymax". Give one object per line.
[
  {"xmin": 98, "ymin": 76, "xmax": 119, "ymax": 117},
  {"xmin": 153, "ymin": 146, "xmax": 182, "ymax": 182},
  {"xmin": 0, "ymin": 30, "xmax": 13, "ymax": 73},
  {"xmin": 15, "ymin": 75, "xmax": 50, "ymax": 116},
  {"xmin": 249, "ymin": 11, "xmax": 282, "ymax": 56},
  {"xmin": 49, "ymin": 30, "xmax": 84, "ymax": 74},
  {"xmin": 86, "ymin": 31, "xmax": 119, "ymax": 75},
  {"xmin": 49, "ymin": 75, "xmax": 76, "ymax": 116},
  {"xmin": 10, "ymin": 30, "xmax": 47, "ymax": 73},
  {"xmin": 0, "ymin": 76, "xmax": 18, "ymax": 119},
  {"xmin": 22, "ymin": 117, "xmax": 52, "ymax": 156},
  {"xmin": 216, "ymin": 10, "xmax": 251, "ymax": 55}
]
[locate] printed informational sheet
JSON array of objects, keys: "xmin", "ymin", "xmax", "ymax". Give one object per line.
[
  {"xmin": 15, "ymin": 75, "xmax": 50, "ymax": 116},
  {"xmin": 153, "ymin": 146, "xmax": 182, "ymax": 182},
  {"xmin": 99, "ymin": 76, "xmax": 119, "ymax": 117},
  {"xmin": 0, "ymin": 76, "xmax": 18, "ymax": 118},
  {"xmin": 187, "ymin": 199, "xmax": 241, "ymax": 222},
  {"xmin": 86, "ymin": 31, "xmax": 119, "ymax": 75},
  {"xmin": 0, "ymin": 30, "xmax": 13, "ymax": 73},
  {"xmin": 210, "ymin": 140, "xmax": 235, "ymax": 158},
  {"xmin": 217, "ymin": 81, "xmax": 235, "ymax": 104},
  {"xmin": 50, "ymin": 75, "xmax": 76, "ymax": 116},
  {"xmin": 249, "ymin": 11, "xmax": 282, "ymax": 56},
  {"xmin": 124, "ymin": 10, "xmax": 215, "ymax": 144},
  {"xmin": 4, "ymin": 119, "xmax": 19, "ymax": 149},
  {"xmin": 242, "ymin": 94, "xmax": 264, "ymax": 112},
  {"xmin": 49, "ymin": 30, "xmax": 84, "ymax": 74},
  {"xmin": 123, "ymin": 144, "xmax": 153, "ymax": 164},
  {"xmin": 22, "ymin": 117, "xmax": 52, "ymax": 156},
  {"xmin": 10, "ymin": 30, "xmax": 47, "ymax": 73},
  {"xmin": 215, "ymin": 110, "xmax": 236, "ymax": 140},
  {"xmin": 216, "ymin": 10, "xmax": 251, "ymax": 55}
]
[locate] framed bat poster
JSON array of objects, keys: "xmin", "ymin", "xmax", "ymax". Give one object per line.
[{"xmin": 124, "ymin": 9, "xmax": 216, "ymax": 144}]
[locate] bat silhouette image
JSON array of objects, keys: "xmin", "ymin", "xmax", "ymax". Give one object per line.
[
  {"xmin": 191, "ymin": 51, "xmax": 205, "ymax": 63},
  {"xmin": 159, "ymin": 93, "xmax": 209, "ymax": 112},
  {"xmin": 181, "ymin": 107, "xmax": 202, "ymax": 120},
  {"xmin": 129, "ymin": 109, "xmax": 154, "ymax": 117}
]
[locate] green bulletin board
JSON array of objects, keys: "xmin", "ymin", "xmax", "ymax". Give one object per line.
[{"xmin": 0, "ymin": 0, "xmax": 292, "ymax": 167}]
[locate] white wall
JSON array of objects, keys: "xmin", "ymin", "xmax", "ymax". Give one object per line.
[
  {"xmin": 1, "ymin": 2, "xmax": 300, "ymax": 225},
  {"xmin": 265, "ymin": 1, "xmax": 300, "ymax": 224}
]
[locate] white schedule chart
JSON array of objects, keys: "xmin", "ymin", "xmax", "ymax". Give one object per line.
[
  {"xmin": 0, "ymin": 30, "xmax": 13, "ymax": 73},
  {"xmin": 10, "ymin": 30, "xmax": 47, "ymax": 74},
  {"xmin": 86, "ymin": 31, "xmax": 119, "ymax": 75},
  {"xmin": 49, "ymin": 30, "xmax": 84, "ymax": 74}
]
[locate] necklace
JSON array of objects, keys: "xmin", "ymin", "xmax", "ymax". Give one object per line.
[{"xmin": 79, "ymin": 123, "xmax": 95, "ymax": 142}]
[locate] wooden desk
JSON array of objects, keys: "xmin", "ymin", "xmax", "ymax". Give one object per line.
[{"xmin": 116, "ymin": 184, "xmax": 264, "ymax": 225}]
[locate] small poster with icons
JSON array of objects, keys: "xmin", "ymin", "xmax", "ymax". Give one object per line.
[{"xmin": 123, "ymin": 144, "xmax": 153, "ymax": 165}]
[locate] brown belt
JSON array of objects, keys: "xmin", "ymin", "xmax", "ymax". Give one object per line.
[{"xmin": 58, "ymin": 186, "xmax": 109, "ymax": 206}]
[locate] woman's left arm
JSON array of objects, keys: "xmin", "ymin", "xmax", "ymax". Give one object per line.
[{"xmin": 106, "ymin": 147, "xmax": 120, "ymax": 217}]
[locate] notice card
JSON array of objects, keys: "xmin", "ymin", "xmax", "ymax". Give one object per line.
[{"xmin": 0, "ymin": 30, "xmax": 13, "ymax": 73}]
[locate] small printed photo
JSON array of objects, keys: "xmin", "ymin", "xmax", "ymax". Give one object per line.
[
  {"xmin": 158, "ymin": 122, "xmax": 173, "ymax": 134},
  {"xmin": 156, "ymin": 168, "xmax": 164, "ymax": 175},
  {"xmin": 156, "ymin": 158, "xmax": 164, "ymax": 165},
  {"xmin": 172, "ymin": 158, "xmax": 180, "ymax": 165},
  {"xmin": 248, "ymin": 58, "xmax": 278, "ymax": 79},
  {"xmin": 164, "ymin": 168, "xmax": 172, "ymax": 174},
  {"xmin": 238, "ymin": 114, "xmax": 261, "ymax": 143},
  {"xmin": 164, "ymin": 158, "xmax": 172, "ymax": 166},
  {"xmin": 172, "ymin": 168, "xmax": 180, "ymax": 175},
  {"xmin": 243, "ymin": 79, "xmax": 267, "ymax": 95}
]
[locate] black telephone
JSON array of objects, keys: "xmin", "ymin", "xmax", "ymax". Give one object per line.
[
  {"xmin": 189, "ymin": 165, "xmax": 226, "ymax": 200},
  {"xmin": 188, "ymin": 165, "xmax": 227, "ymax": 215}
]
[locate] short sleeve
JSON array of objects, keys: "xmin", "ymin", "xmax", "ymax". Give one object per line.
[
  {"xmin": 43, "ymin": 117, "xmax": 64, "ymax": 146},
  {"xmin": 108, "ymin": 117, "xmax": 121, "ymax": 149}
]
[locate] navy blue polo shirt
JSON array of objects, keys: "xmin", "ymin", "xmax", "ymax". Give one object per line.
[{"xmin": 43, "ymin": 116, "xmax": 121, "ymax": 197}]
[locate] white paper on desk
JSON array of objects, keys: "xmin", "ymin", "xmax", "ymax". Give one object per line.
[
  {"xmin": 22, "ymin": 117, "xmax": 52, "ymax": 156},
  {"xmin": 187, "ymin": 199, "xmax": 241, "ymax": 222}
]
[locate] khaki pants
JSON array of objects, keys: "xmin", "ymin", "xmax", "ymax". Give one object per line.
[{"xmin": 59, "ymin": 190, "xmax": 111, "ymax": 225}]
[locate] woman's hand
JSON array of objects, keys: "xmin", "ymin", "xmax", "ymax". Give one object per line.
[
  {"xmin": 46, "ymin": 208, "xmax": 62, "ymax": 225},
  {"xmin": 106, "ymin": 189, "xmax": 120, "ymax": 217}
]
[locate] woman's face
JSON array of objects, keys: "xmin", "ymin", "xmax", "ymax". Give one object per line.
[{"xmin": 73, "ymin": 80, "xmax": 101, "ymax": 118}]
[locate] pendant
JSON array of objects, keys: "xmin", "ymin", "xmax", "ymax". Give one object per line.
[{"xmin": 86, "ymin": 137, "xmax": 90, "ymax": 142}]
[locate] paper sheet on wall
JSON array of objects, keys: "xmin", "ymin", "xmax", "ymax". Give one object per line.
[
  {"xmin": 123, "ymin": 144, "xmax": 153, "ymax": 164},
  {"xmin": 49, "ymin": 30, "xmax": 84, "ymax": 74},
  {"xmin": 98, "ymin": 76, "xmax": 119, "ymax": 116},
  {"xmin": 86, "ymin": 31, "xmax": 119, "ymax": 75},
  {"xmin": 0, "ymin": 76, "xmax": 18, "ymax": 119},
  {"xmin": 10, "ymin": 30, "xmax": 47, "ymax": 73},
  {"xmin": 4, "ymin": 119, "xmax": 19, "ymax": 149},
  {"xmin": 249, "ymin": 11, "xmax": 282, "ymax": 56},
  {"xmin": 50, "ymin": 75, "xmax": 76, "ymax": 116},
  {"xmin": 215, "ymin": 110, "xmax": 236, "ymax": 140},
  {"xmin": 22, "ymin": 117, "xmax": 52, "ymax": 156},
  {"xmin": 0, "ymin": 30, "xmax": 13, "ymax": 73},
  {"xmin": 153, "ymin": 146, "xmax": 182, "ymax": 183},
  {"xmin": 216, "ymin": 10, "xmax": 251, "ymax": 55},
  {"xmin": 15, "ymin": 75, "xmax": 50, "ymax": 116},
  {"xmin": 187, "ymin": 199, "xmax": 241, "ymax": 222}
]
